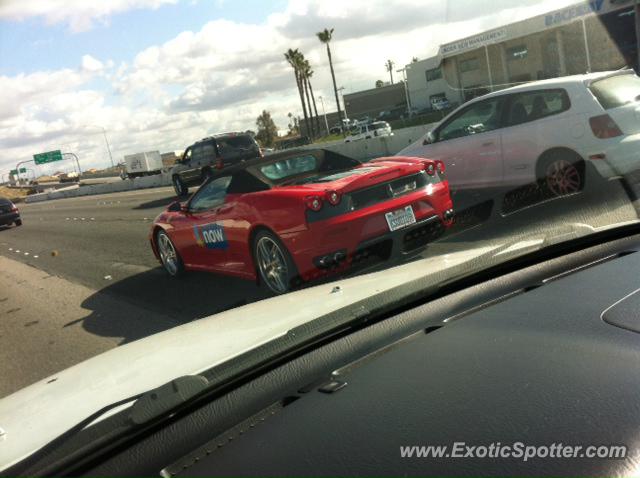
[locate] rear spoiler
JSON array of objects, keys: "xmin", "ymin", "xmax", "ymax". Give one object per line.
[{"xmin": 583, "ymin": 68, "xmax": 635, "ymax": 87}]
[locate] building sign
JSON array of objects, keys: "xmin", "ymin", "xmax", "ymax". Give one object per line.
[
  {"xmin": 440, "ymin": 29, "xmax": 507, "ymax": 56},
  {"xmin": 544, "ymin": 0, "xmax": 604, "ymax": 26}
]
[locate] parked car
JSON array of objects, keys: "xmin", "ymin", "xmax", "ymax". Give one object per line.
[
  {"xmin": 0, "ymin": 197, "xmax": 21, "ymax": 227},
  {"xmin": 150, "ymin": 149, "xmax": 453, "ymax": 294},
  {"xmin": 170, "ymin": 132, "xmax": 262, "ymax": 196},
  {"xmin": 398, "ymin": 70, "xmax": 640, "ymax": 197},
  {"xmin": 345, "ymin": 121, "xmax": 393, "ymax": 142}
]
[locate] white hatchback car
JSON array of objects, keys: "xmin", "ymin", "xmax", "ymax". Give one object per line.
[
  {"xmin": 398, "ymin": 70, "xmax": 640, "ymax": 196},
  {"xmin": 345, "ymin": 121, "xmax": 393, "ymax": 142}
]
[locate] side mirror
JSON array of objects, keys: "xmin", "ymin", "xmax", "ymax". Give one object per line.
[
  {"xmin": 423, "ymin": 131, "xmax": 436, "ymax": 145},
  {"xmin": 167, "ymin": 201, "xmax": 186, "ymax": 213}
]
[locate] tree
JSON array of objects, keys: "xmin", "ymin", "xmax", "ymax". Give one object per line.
[
  {"xmin": 255, "ymin": 110, "xmax": 278, "ymax": 148},
  {"xmin": 287, "ymin": 112, "xmax": 299, "ymax": 135},
  {"xmin": 296, "ymin": 54, "xmax": 316, "ymax": 139},
  {"xmin": 317, "ymin": 28, "xmax": 344, "ymax": 128},
  {"xmin": 302, "ymin": 59, "xmax": 322, "ymax": 136},
  {"xmin": 284, "ymin": 48, "xmax": 311, "ymax": 139},
  {"xmin": 385, "ymin": 59, "xmax": 395, "ymax": 84},
  {"xmin": 375, "ymin": 79, "xmax": 384, "ymax": 88}
]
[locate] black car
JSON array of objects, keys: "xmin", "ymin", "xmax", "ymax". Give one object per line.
[
  {"xmin": 170, "ymin": 132, "xmax": 262, "ymax": 196},
  {"xmin": 0, "ymin": 197, "xmax": 21, "ymax": 227}
]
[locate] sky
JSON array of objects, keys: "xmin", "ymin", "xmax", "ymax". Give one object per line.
[{"xmin": 0, "ymin": 0, "xmax": 578, "ymax": 176}]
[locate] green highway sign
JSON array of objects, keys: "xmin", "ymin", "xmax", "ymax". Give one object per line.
[
  {"xmin": 9, "ymin": 168, "xmax": 26, "ymax": 175},
  {"xmin": 33, "ymin": 149, "xmax": 63, "ymax": 165}
]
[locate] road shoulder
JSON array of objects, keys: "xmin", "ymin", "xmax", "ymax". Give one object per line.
[{"xmin": 0, "ymin": 256, "xmax": 178, "ymax": 398}]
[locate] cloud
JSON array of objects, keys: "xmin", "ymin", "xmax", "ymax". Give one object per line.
[
  {"xmin": 0, "ymin": 0, "xmax": 584, "ymax": 175},
  {"xmin": 0, "ymin": 0, "xmax": 178, "ymax": 32}
]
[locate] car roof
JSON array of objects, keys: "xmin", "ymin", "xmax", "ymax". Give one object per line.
[
  {"xmin": 469, "ymin": 69, "xmax": 634, "ymax": 104},
  {"xmin": 194, "ymin": 132, "xmax": 254, "ymax": 145}
]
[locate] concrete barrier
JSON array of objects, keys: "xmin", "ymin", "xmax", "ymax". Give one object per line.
[
  {"xmin": 301, "ymin": 123, "xmax": 436, "ymax": 161},
  {"xmin": 25, "ymin": 172, "xmax": 173, "ymax": 203},
  {"xmin": 24, "ymin": 125, "xmax": 434, "ymax": 204}
]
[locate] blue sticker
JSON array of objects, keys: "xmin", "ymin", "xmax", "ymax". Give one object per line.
[{"xmin": 194, "ymin": 223, "xmax": 228, "ymax": 250}]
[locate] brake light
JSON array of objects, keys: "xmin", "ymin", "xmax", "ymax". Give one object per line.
[
  {"xmin": 305, "ymin": 196, "xmax": 323, "ymax": 212},
  {"xmin": 326, "ymin": 190, "xmax": 341, "ymax": 206},
  {"xmin": 10, "ymin": 203, "xmax": 18, "ymax": 212},
  {"xmin": 425, "ymin": 163, "xmax": 436, "ymax": 175},
  {"xmin": 589, "ymin": 114, "xmax": 623, "ymax": 139},
  {"xmin": 435, "ymin": 160, "xmax": 445, "ymax": 175},
  {"xmin": 215, "ymin": 158, "xmax": 224, "ymax": 170}
]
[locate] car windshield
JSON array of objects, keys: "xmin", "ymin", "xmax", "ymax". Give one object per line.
[
  {"xmin": 259, "ymin": 155, "xmax": 318, "ymax": 180},
  {"xmin": 2, "ymin": 0, "xmax": 640, "ymax": 470}
]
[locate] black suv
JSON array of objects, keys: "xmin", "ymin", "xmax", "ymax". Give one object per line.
[{"xmin": 171, "ymin": 133, "xmax": 261, "ymax": 196}]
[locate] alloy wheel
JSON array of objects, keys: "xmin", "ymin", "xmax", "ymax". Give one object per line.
[
  {"xmin": 545, "ymin": 159, "xmax": 581, "ymax": 196},
  {"xmin": 158, "ymin": 232, "xmax": 179, "ymax": 276},
  {"xmin": 256, "ymin": 236, "xmax": 289, "ymax": 294}
]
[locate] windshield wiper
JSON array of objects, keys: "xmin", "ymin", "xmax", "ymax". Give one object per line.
[{"xmin": 8, "ymin": 375, "xmax": 209, "ymax": 477}]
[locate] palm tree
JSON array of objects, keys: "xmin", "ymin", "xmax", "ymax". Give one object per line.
[
  {"xmin": 302, "ymin": 59, "xmax": 322, "ymax": 136},
  {"xmin": 297, "ymin": 55, "xmax": 316, "ymax": 139},
  {"xmin": 317, "ymin": 28, "xmax": 343, "ymax": 128},
  {"xmin": 284, "ymin": 48, "xmax": 311, "ymax": 138}
]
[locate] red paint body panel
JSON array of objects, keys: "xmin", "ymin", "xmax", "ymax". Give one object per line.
[{"xmin": 150, "ymin": 156, "xmax": 454, "ymax": 283}]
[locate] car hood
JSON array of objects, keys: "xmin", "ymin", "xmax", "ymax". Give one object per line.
[{"xmin": 0, "ymin": 239, "xmax": 563, "ymax": 471}]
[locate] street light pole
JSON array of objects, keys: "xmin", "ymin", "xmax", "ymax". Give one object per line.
[
  {"xmin": 88, "ymin": 125, "xmax": 114, "ymax": 169},
  {"xmin": 318, "ymin": 96, "xmax": 330, "ymax": 135}
]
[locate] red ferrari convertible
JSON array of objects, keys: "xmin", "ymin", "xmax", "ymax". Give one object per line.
[{"xmin": 150, "ymin": 149, "xmax": 454, "ymax": 294}]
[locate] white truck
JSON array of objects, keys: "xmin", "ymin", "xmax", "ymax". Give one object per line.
[{"xmin": 122, "ymin": 151, "xmax": 163, "ymax": 179}]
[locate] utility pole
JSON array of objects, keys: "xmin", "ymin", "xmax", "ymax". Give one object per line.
[
  {"xmin": 88, "ymin": 125, "xmax": 114, "ymax": 168},
  {"xmin": 385, "ymin": 59, "xmax": 395, "ymax": 84},
  {"xmin": 396, "ymin": 67, "xmax": 412, "ymax": 117}
]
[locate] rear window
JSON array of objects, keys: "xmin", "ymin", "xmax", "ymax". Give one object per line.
[
  {"xmin": 589, "ymin": 74, "xmax": 640, "ymax": 110},
  {"xmin": 260, "ymin": 155, "xmax": 317, "ymax": 180},
  {"xmin": 217, "ymin": 135, "xmax": 258, "ymax": 152}
]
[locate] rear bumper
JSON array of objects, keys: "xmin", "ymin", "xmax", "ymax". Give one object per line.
[
  {"xmin": 0, "ymin": 212, "xmax": 19, "ymax": 225},
  {"xmin": 282, "ymin": 185, "xmax": 454, "ymax": 281},
  {"xmin": 587, "ymin": 133, "xmax": 640, "ymax": 179}
]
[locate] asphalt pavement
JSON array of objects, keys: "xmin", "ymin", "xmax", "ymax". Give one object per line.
[{"xmin": 1, "ymin": 168, "xmax": 639, "ymax": 397}]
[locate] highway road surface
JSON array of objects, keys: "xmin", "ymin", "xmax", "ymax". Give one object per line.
[{"xmin": 0, "ymin": 170, "xmax": 638, "ymax": 397}]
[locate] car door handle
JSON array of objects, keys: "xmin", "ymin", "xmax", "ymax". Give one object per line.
[
  {"xmin": 482, "ymin": 141, "xmax": 494, "ymax": 147},
  {"xmin": 217, "ymin": 205, "xmax": 232, "ymax": 214}
]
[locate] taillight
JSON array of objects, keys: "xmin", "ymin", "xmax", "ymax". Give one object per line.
[
  {"xmin": 425, "ymin": 163, "xmax": 436, "ymax": 175},
  {"xmin": 259, "ymin": 149, "xmax": 265, "ymax": 159},
  {"xmin": 10, "ymin": 203, "xmax": 18, "ymax": 212},
  {"xmin": 589, "ymin": 114, "xmax": 623, "ymax": 139},
  {"xmin": 435, "ymin": 160, "xmax": 445, "ymax": 176},
  {"xmin": 305, "ymin": 196, "xmax": 323, "ymax": 211},
  {"xmin": 326, "ymin": 190, "xmax": 341, "ymax": 206},
  {"xmin": 215, "ymin": 158, "xmax": 224, "ymax": 170}
]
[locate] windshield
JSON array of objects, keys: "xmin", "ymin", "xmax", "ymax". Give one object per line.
[
  {"xmin": 1, "ymin": 0, "xmax": 640, "ymax": 471},
  {"xmin": 260, "ymin": 154, "xmax": 317, "ymax": 180}
]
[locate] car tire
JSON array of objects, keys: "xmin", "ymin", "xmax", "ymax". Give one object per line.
[
  {"xmin": 172, "ymin": 176, "xmax": 189, "ymax": 197},
  {"xmin": 537, "ymin": 151, "xmax": 584, "ymax": 197},
  {"xmin": 156, "ymin": 230, "xmax": 184, "ymax": 277},
  {"xmin": 253, "ymin": 230, "xmax": 299, "ymax": 295},
  {"xmin": 14, "ymin": 219, "xmax": 22, "ymax": 227}
]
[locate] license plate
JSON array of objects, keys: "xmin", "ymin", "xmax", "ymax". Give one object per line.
[{"xmin": 385, "ymin": 205, "xmax": 416, "ymax": 232}]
